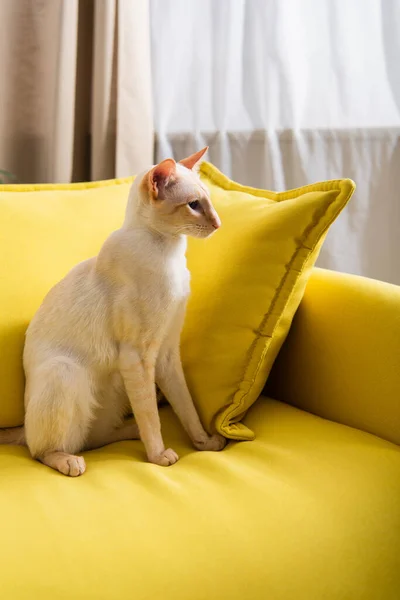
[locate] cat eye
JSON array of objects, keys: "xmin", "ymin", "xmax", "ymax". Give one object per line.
[{"xmin": 188, "ymin": 200, "xmax": 201, "ymax": 211}]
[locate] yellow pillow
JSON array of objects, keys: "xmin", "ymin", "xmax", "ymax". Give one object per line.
[
  {"xmin": 0, "ymin": 178, "xmax": 133, "ymax": 426},
  {"xmin": 0, "ymin": 166, "xmax": 355, "ymax": 440},
  {"xmin": 183, "ymin": 163, "xmax": 355, "ymax": 440}
]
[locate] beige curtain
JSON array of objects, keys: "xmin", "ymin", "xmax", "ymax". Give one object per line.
[{"xmin": 0, "ymin": 0, "xmax": 153, "ymax": 184}]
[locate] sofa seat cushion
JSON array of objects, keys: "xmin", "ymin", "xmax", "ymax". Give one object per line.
[{"xmin": 0, "ymin": 398, "xmax": 398, "ymax": 599}]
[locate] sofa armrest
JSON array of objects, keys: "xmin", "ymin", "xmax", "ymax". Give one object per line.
[{"xmin": 267, "ymin": 268, "xmax": 400, "ymax": 445}]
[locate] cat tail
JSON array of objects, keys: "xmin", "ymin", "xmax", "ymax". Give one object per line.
[{"xmin": 0, "ymin": 426, "xmax": 26, "ymax": 446}]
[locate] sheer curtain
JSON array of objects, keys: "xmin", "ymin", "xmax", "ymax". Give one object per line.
[{"xmin": 150, "ymin": 0, "xmax": 400, "ymax": 284}]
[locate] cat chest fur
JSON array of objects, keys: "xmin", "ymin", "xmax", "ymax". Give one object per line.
[
  {"xmin": 163, "ymin": 258, "xmax": 190, "ymax": 302},
  {"xmin": 154, "ymin": 237, "xmax": 191, "ymax": 304},
  {"xmin": 148, "ymin": 260, "xmax": 190, "ymax": 327},
  {"xmin": 111, "ymin": 241, "xmax": 190, "ymax": 348}
]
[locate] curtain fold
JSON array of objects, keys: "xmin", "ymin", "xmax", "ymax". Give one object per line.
[
  {"xmin": 0, "ymin": 0, "xmax": 154, "ymax": 184},
  {"xmin": 116, "ymin": 0, "xmax": 153, "ymax": 179},
  {"xmin": 91, "ymin": 0, "xmax": 118, "ymax": 181},
  {"xmin": 51, "ymin": 0, "xmax": 79, "ymax": 183}
]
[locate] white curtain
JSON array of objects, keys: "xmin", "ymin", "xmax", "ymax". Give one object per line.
[{"xmin": 150, "ymin": 0, "xmax": 400, "ymax": 284}]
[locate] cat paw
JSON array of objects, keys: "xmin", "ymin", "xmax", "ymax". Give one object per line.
[
  {"xmin": 150, "ymin": 448, "xmax": 179, "ymax": 466},
  {"xmin": 194, "ymin": 433, "xmax": 226, "ymax": 452},
  {"xmin": 59, "ymin": 455, "xmax": 86, "ymax": 477}
]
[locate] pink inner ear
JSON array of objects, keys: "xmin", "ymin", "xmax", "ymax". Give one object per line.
[
  {"xmin": 179, "ymin": 147, "xmax": 208, "ymax": 170},
  {"xmin": 150, "ymin": 159, "xmax": 176, "ymax": 196}
]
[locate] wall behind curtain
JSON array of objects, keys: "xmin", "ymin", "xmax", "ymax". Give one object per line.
[
  {"xmin": 151, "ymin": 0, "xmax": 400, "ymax": 284},
  {"xmin": 0, "ymin": 0, "xmax": 153, "ymax": 183}
]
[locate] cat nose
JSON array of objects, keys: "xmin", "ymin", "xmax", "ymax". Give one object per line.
[{"xmin": 211, "ymin": 214, "xmax": 221, "ymax": 229}]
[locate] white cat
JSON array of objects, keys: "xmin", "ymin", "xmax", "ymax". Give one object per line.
[{"xmin": 2, "ymin": 147, "xmax": 226, "ymax": 476}]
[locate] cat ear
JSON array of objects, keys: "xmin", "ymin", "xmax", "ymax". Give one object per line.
[
  {"xmin": 150, "ymin": 159, "xmax": 176, "ymax": 198},
  {"xmin": 179, "ymin": 147, "xmax": 208, "ymax": 171}
]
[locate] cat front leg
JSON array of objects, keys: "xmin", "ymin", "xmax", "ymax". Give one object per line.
[
  {"xmin": 156, "ymin": 346, "xmax": 226, "ymax": 452},
  {"xmin": 119, "ymin": 343, "xmax": 178, "ymax": 466}
]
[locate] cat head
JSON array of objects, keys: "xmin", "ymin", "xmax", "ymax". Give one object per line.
[{"xmin": 129, "ymin": 148, "xmax": 221, "ymax": 238}]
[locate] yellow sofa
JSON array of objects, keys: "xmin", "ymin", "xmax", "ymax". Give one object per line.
[{"xmin": 0, "ymin": 267, "xmax": 399, "ymax": 599}]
